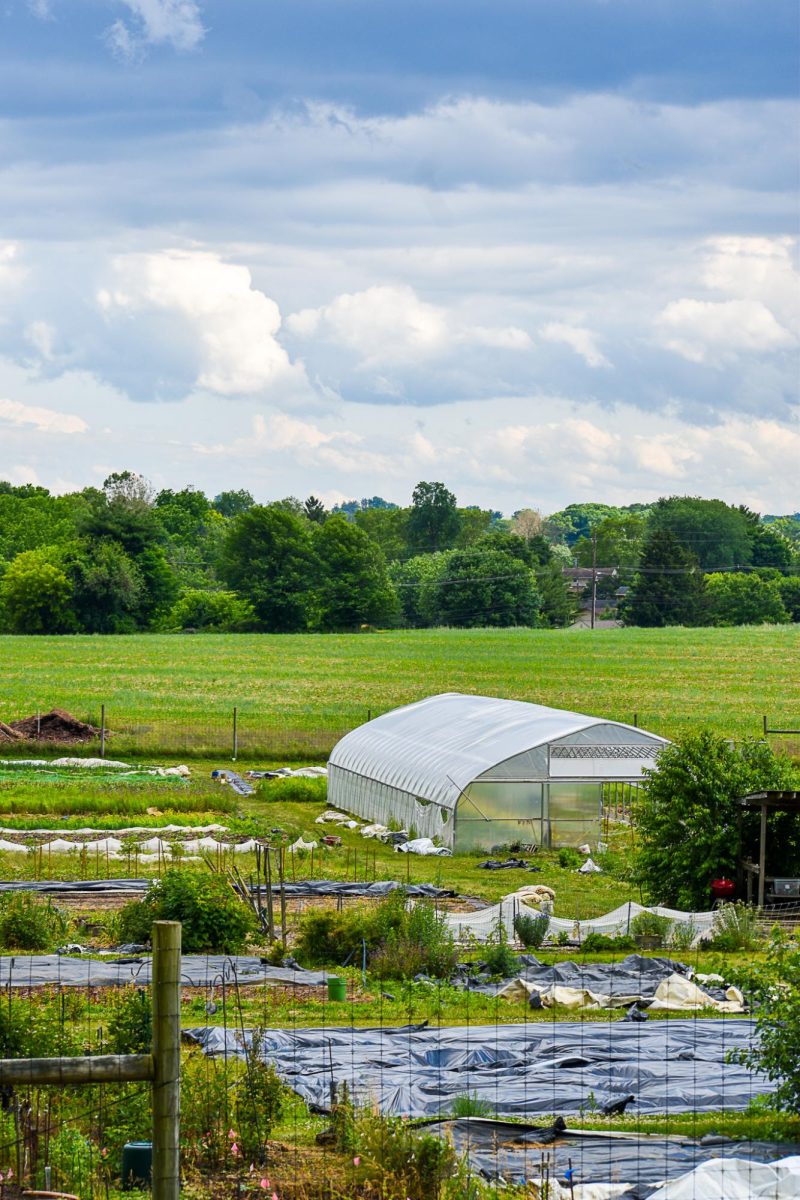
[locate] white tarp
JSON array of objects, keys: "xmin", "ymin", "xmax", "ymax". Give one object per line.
[
  {"xmin": 395, "ymin": 837, "xmax": 452, "ymax": 856},
  {"xmin": 648, "ymin": 1156, "xmax": 800, "ymax": 1199},
  {"xmin": 497, "ymin": 972, "xmax": 746, "ymax": 1013}
]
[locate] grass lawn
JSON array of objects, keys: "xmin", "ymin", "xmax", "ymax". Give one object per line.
[{"xmin": 1, "ymin": 627, "xmax": 797, "ymax": 757}]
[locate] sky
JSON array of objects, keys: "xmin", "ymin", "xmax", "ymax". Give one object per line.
[{"xmin": 0, "ymin": 0, "xmax": 798, "ymax": 514}]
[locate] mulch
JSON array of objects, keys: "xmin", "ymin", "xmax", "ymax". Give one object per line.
[{"xmin": 5, "ymin": 709, "xmax": 100, "ymax": 743}]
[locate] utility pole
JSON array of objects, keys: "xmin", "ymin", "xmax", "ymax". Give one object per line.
[{"xmin": 590, "ymin": 529, "xmax": 597, "ymax": 629}]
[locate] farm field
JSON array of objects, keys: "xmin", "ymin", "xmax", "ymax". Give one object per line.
[{"xmin": 1, "ymin": 625, "xmax": 798, "ymax": 750}]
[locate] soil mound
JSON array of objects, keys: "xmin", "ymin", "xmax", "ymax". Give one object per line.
[
  {"xmin": 9, "ymin": 708, "xmax": 100, "ymax": 743},
  {"xmin": 0, "ymin": 721, "xmax": 25, "ymax": 741}
]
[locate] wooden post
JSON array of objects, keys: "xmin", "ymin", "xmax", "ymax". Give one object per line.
[
  {"xmin": 151, "ymin": 920, "xmax": 181, "ymax": 1200},
  {"xmin": 232, "ymin": 707, "xmax": 238, "ymax": 761},
  {"xmin": 757, "ymin": 803, "xmax": 768, "ymax": 909},
  {"xmin": 100, "ymin": 704, "xmax": 106, "ymax": 759}
]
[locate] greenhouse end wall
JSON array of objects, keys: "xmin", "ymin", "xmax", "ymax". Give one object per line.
[{"xmin": 455, "ymin": 781, "xmax": 601, "ymax": 852}]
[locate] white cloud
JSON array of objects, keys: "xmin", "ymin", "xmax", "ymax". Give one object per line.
[
  {"xmin": 658, "ymin": 235, "xmax": 798, "ymax": 365},
  {"xmin": 0, "ymin": 397, "xmax": 87, "ymax": 434},
  {"xmin": 0, "ymin": 243, "xmax": 23, "ymax": 289},
  {"xmin": 24, "ymin": 320, "xmax": 56, "ymax": 360},
  {"xmin": 105, "ymin": 0, "xmax": 205, "ymax": 61},
  {"xmin": 288, "ymin": 285, "xmax": 450, "ymax": 366},
  {"xmin": 98, "ymin": 249, "xmax": 306, "ymax": 396},
  {"xmin": 539, "ymin": 322, "xmax": 611, "ymax": 368},
  {"xmin": 659, "ymin": 298, "xmax": 794, "ymax": 364},
  {"xmin": 27, "ymin": 0, "xmax": 52, "ymax": 19}
]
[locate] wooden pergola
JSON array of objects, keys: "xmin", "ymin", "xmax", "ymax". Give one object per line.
[{"xmin": 739, "ymin": 790, "xmax": 800, "ymax": 908}]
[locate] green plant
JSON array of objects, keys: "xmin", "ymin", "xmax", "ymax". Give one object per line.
[
  {"xmin": 558, "ymin": 847, "xmax": 583, "ymax": 870},
  {"xmin": 630, "ymin": 911, "xmax": 673, "ymax": 942},
  {"xmin": 668, "ymin": 919, "xmax": 699, "ymax": 951},
  {"xmin": 117, "ymin": 869, "xmax": 256, "ymax": 953},
  {"xmin": 732, "ymin": 931, "xmax": 800, "ymax": 1113},
  {"xmin": 353, "ymin": 1106, "xmax": 457, "ymax": 1200},
  {"xmin": 513, "ymin": 911, "xmax": 550, "ymax": 949},
  {"xmin": 107, "ymin": 986, "xmax": 152, "ymax": 1054},
  {"xmin": 581, "ymin": 932, "xmax": 636, "ymax": 952},
  {"xmin": 481, "ymin": 926, "xmax": 519, "ymax": 978},
  {"xmin": 556, "ymin": 930, "xmax": 570, "ymax": 946},
  {"xmin": 709, "ymin": 902, "xmax": 760, "ymax": 952},
  {"xmin": 450, "ymin": 1092, "xmax": 495, "ymax": 1117},
  {"xmin": 233, "ymin": 1029, "xmax": 287, "ymax": 1159},
  {"xmin": 0, "ymin": 892, "xmax": 68, "ymax": 950}
]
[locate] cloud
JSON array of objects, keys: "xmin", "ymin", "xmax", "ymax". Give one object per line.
[
  {"xmin": 105, "ymin": 0, "xmax": 205, "ymax": 61},
  {"xmin": 288, "ymin": 285, "xmax": 451, "ymax": 366},
  {"xmin": 97, "ymin": 249, "xmax": 307, "ymax": 398},
  {"xmin": 539, "ymin": 322, "xmax": 611, "ymax": 368},
  {"xmin": 26, "ymin": 0, "xmax": 52, "ymax": 19},
  {"xmin": 658, "ymin": 236, "xmax": 798, "ymax": 365},
  {"xmin": 0, "ymin": 397, "xmax": 87, "ymax": 434}
]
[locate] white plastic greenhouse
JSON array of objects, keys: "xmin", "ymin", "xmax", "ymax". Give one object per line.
[{"xmin": 328, "ymin": 693, "xmax": 668, "ymax": 851}]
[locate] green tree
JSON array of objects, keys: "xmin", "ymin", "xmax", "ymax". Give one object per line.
[
  {"xmin": 574, "ymin": 513, "xmax": 646, "ymax": 569},
  {"xmin": 303, "ymin": 495, "xmax": 327, "ymax": 524},
  {"xmin": 748, "ymin": 524, "xmax": 794, "ymax": 571},
  {"xmin": 624, "ymin": 530, "xmax": 706, "ymax": 627},
  {"xmin": 545, "ymin": 503, "xmax": 618, "ymax": 546},
  {"xmin": 634, "ymin": 731, "xmax": 797, "ymax": 909},
  {"xmin": 212, "ymin": 488, "xmax": 255, "ymax": 518},
  {"xmin": 537, "ymin": 560, "xmax": 577, "ymax": 627},
  {"xmin": 778, "ymin": 575, "xmax": 800, "ymax": 622},
  {"xmin": 455, "ymin": 507, "xmax": 494, "ymax": 547},
  {"xmin": 312, "ymin": 516, "xmax": 398, "ymax": 630},
  {"xmin": 649, "ymin": 496, "xmax": 753, "ymax": 570},
  {"xmin": 390, "ymin": 552, "xmax": 452, "ymax": 627},
  {"xmin": 406, "ymin": 481, "xmax": 460, "ymax": 553},
  {"xmin": 167, "ymin": 589, "xmax": 256, "ymax": 631},
  {"xmin": 434, "ymin": 547, "xmax": 540, "ymax": 628},
  {"xmin": 65, "ymin": 540, "xmax": 143, "ymax": 633},
  {"xmin": 0, "ymin": 549, "xmax": 75, "ymax": 633},
  {"xmin": 353, "ymin": 507, "xmax": 409, "ymax": 562},
  {"xmin": 219, "ymin": 505, "xmax": 316, "ymax": 632},
  {"xmin": 706, "ymin": 572, "xmax": 789, "ymax": 626}
]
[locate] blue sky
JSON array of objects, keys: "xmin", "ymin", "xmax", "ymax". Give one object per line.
[{"xmin": 0, "ymin": 0, "xmax": 797, "ymax": 511}]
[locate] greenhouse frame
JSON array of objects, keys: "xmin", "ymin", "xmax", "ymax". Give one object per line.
[{"xmin": 328, "ymin": 693, "xmax": 669, "ymax": 851}]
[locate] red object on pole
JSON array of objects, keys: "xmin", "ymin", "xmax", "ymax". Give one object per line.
[{"xmin": 710, "ymin": 877, "xmax": 736, "ymax": 901}]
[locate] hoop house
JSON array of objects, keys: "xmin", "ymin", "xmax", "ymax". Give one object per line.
[{"xmin": 328, "ymin": 693, "xmax": 668, "ymax": 851}]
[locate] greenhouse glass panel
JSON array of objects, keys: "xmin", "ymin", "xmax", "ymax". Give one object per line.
[
  {"xmin": 455, "ymin": 784, "xmax": 544, "ymax": 853},
  {"xmin": 547, "ymin": 782, "xmax": 602, "ymax": 846}
]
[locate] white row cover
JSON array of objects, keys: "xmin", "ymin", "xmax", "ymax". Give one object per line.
[
  {"xmin": 0, "ymin": 824, "xmax": 228, "ymax": 836},
  {"xmin": 0, "ymin": 837, "xmax": 257, "ymax": 856},
  {"xmin": 329, "ymin": 693, "xmax": 667, "ymax": 811},
  {"xmin": 445, "ymin": 894, "xmax": 718, "ymax": 944}
]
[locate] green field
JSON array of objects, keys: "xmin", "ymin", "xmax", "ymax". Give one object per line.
[{"xmin": 1, "ymin": 627, "xmax": 797, "ymax": 752}]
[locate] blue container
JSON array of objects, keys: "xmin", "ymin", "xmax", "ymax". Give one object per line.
[{"xmin": 121, "ymin": 1140, "xmax": 152, "ymax": 1189}]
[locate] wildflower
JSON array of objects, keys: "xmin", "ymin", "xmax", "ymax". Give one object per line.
[
  {"xmin": 259, "ymin": 1182, "xmax": 269, "ymax": 1192},
  {"xmin": 353, "ymin": 1156, "xmax": 361, "ymax": 1166},
  {"xmin": 231, "ymin": 1143, "xmax": 240, "ymax": 1157}
]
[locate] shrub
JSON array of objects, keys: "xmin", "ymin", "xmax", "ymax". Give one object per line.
[
  {"xmin": 668, "ymin": 919, "xmax": 699, "ymax": 951},
  {"xmin": 732, "ymin": 931, "xmax": 800, "ymax": 1113},
  {"xmin": 558, "ymin": 848, "xmax": 583, "ymax": 870},
  {"xmin": 296, "ymin": 890, "xmax": 457, "ymax": 978},
  {"xmin": 481, "ymin": 928, "xmax": 519, "ymax": 979},
  {"xmin": 233, "ymin": 1029, "xmax": 286, "ymax": 1159},
  {"xmin": 0, "ymin": 893, "xmax": 67, "ymax": 951},
  {"xmin": 630, "ymin": 911, "xmax": 673, "ymax": 943},
  {"xmin": 709, "ymin": 902, "xmax": 760, "ymax": 952},
  {"xmin": 513, "ymin": 912, "xmax": 550, "ymax": 949},
  {"xmin": 353, "ymin": 1106, "xmax": 457, "ymax": 1200},
  {"xmin": 117, "ymin": 869, "xmax": 256, "ymax": 953},
  {"xmin": 581, "ymin": 932, "xmax": 637, "ymax": 953},
  {"xmin": 107, "ymin": 986, "xmax": 152, "ymax": 1054}
]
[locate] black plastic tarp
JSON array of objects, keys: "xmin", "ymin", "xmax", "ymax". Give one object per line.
[
  {"xmin": 184, "ymin": 1019, "xmax": 772, "ymax": 1118},
  {"xmin": 0, "ymin": 879, "xmax": 150, "ymax": 894},
  {"xmin": 252, "ymin": 880, "xmax": 456, "ymax": 898},
  {"xmin": 431, "ymin": 1119, "xmax": 800, "ymax": 1192},
  {"xmin": 0, "ymin": 954, "xmax": 329, "ymax": 989}
]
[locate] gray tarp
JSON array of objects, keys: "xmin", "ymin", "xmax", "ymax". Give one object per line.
[
  {"xmin": 0, "ymin": 878, "xmax": 455, "ymax": 899},
  {"xmin": 0, "ymin": 954, "xmax": 329, "ymax": 989},
  {"xmin": 0, "ymin": 879, "xmax": 150, "ymax": 894},
  {"xmin": 434, "ymin": 1120, "xmax": 800, "ymax": 1191},
  {"xmin": 184, "ymin": 1019, "xmax": 773, "ymax": 1117}
]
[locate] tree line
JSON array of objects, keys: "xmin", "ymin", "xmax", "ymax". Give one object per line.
[{"xmin": 0, "ymin": 474, "xmax": 797, "ymax": 633}]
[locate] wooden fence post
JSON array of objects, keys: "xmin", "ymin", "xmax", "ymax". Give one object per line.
[{"xmin": 151, "ymin": 920, "xmax": 181, "ymax": 1200}]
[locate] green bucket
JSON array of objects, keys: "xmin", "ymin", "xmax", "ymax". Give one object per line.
[
  {"xmin": 121, "ymin": 1140, "xmax": 152, "ymax": 1189},
  {"xmin": 327, "ymin": 976, "xmax": 347, "ymax": 1002}
]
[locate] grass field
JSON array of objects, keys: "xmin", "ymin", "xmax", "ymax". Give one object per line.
[{"xmin": 1, "ymin": 626, "xmax": 798, "ymax": 753}]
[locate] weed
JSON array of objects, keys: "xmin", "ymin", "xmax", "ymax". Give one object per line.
[
  {"xmin": 513, "ymin": 911, "xmax": 550, "ymax": 949},
  {"xmin": 710, "ymin": 902, "xmax": 761, "ymax": 952},
  {"xmin": 0, "ymin": 892, "xmax": 68, "ymax": 950}
]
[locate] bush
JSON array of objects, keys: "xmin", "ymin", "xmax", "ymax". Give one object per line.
[
  {"xmin": 733, "ymin": 931, "xmax": 800, "ymax": 1113},
  {"xmin": 353, "ymin": 1106, "xmax": 458, "ymax": 1200},
  {"xmin": 630, "ymin": 911, "xmax": 673, "ymax": 943},
  {"xmin": 513, "ymin": 912, "xmax": 550, "ymax": 949},
  {"xmin": 581, "ymin": 932, "xmax": 637, "ymax": 953},
  {"xmin": 118, "ymin": 869, "xmax": 256, "ymax": 953},
  {"xmin": 481, "ymin": 929, "xmax": 519, "ymax": 979},
  {"xmin": 668, "ymin": 919, "xmax": 699, "ymax": 951},
  {"xmin": 709, "ymin": 902, "xmax": 760, "ymax": 952},
  {"xmin": 107, "ymin": 986, "xmax": 152, "ymax": 1054},
  {"xmin": 233, "ymin": 1029, "xmax": 286, "ymax": 1158},
  {"xmin": 558, "ymin": 848, "xmax": 583, "ymax": 870},
  {"xmin": 0, "ymin": 893, "xmax": 67, "ymax": 951},
  {"xmin": 296, "ymin": 891, "xmax": 457, "ymax": 979}
]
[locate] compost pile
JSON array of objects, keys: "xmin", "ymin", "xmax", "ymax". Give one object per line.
[{"xmin": 4, "ymin": 709, "xmax": 100, "ymax": 743}]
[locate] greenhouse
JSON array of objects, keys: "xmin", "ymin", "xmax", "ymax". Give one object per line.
[{"xmin": 328, "ymin": 693, "xmax": 669, "ymax": 851}]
